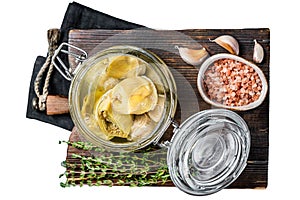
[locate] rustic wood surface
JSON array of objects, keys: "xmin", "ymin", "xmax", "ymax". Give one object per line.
[{"xmin": 66, "ymin": 29, "xmax": 270, "ymax": 189}]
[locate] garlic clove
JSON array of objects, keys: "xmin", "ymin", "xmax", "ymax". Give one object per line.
[
  {"xmin": 253, "ymin": 39, "xmax": 264, "ymax": 63},
  {"xmin": 176, "ymin": 46, "xmax": 209, "ymax": 66},
  {"xmin": 211, "ymin": 35, "xmax": 239, "ymax": 55}
]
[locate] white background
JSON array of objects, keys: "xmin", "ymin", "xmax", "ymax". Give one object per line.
[{"xmin": 1, "ymin": 0, "xmax": 299, "ymax": 199}]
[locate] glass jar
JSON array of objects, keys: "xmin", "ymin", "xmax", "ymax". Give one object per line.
[{"xmin": 68, "ymin": 45, "xmax": 177, "ymax": 151}]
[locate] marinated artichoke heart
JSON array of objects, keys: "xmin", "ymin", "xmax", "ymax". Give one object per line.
[
  {"xmin": 147, "ymin": 95, "xmax": 165, "ymax": 122},
  {"xmin": 106, "ymin": 55, "xmax": 146, "ymax": 79},
  {"xmin": 81, "ymin": 55, "xmax": 163, "ymax": 142},
  {"xmin": 111, "ymin": 76, "xmax": 158, "ymax": 115},
  {"xmin": 129, "ymin": 114, "xmax": 156, "ymax": 142},
  {"xmin": 94, "ymin": 90, "xmax": 133, "ymax": 139},
  {"xmin": 81, "ymin": 89, "xmax": 104, "ymax": 118},
  {"xmin": 98, "ymin": 73, "xmax": 120, "ymax": 92}
]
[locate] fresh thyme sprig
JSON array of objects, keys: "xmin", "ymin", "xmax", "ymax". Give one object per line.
[{"xmin": 59, "ymin": 141, "xmax": 172, "ymax": 187}]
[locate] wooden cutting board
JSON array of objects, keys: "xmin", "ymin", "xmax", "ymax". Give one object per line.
[{"xmin": 64, "ymin": 28, "xmax": 269, "ymax": 189}]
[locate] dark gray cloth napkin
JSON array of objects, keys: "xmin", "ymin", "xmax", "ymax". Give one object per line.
[{"xmin": 26, "ymin": 2, "xmax": 143, "ymax": 130}]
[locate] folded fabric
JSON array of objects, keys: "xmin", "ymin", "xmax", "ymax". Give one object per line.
[{"xmin": 26, "ymin": 2, "xmax": 143, "ymax": 130}]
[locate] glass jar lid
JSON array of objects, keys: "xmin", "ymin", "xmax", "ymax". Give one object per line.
[{"xmin": 167, "ymin": 109, "xmax": 250, "ymax": 195}]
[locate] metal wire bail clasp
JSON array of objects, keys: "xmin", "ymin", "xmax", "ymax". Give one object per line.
[{"xmin": 52, "ymin": 42, "xmax": 88, "ymax": 81}]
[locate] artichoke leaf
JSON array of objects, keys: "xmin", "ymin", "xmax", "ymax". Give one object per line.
[
  {"xmin": 129, "ymin": 114, "xmax": 156, "ymax": 142},
  {"xmin": 106, "ymin": 55, "xmax": 146, "ymax": 79},
  {"xmin": 94, "ymin": 90, "xmax": 133, "ymax": 139},
  {"xmin": 147, "ymin": 95, "xmax": 165, "ymax": 122},
  {"xmin": 111, "ymin": 76, "xmax": 158, "ymax": 115}
]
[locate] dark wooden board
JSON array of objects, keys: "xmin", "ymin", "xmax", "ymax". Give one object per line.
[{"xmin": 66, "ymin": 29, "xmax": 270, "ymax": 189}]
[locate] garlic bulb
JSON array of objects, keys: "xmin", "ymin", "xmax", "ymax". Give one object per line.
[
  {"xmin": 210, "ymin": 35, "xmax": 239, "ymax": 55},
  {"xmin": 176, "ymin": 46, "xmax": 209, "ymax": 66},
  {"xmin": 253, "ymin": 39, "xmax": 264, "ymax": 63}
]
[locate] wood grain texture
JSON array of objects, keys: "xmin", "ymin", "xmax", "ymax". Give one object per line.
[
  {"xmin": 46, "ymin": 95, "xmax": 69, "ymax": 115},
  {"xmin": 66, "ymin": 29, "xmax": 270, "ymax": 188}
]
